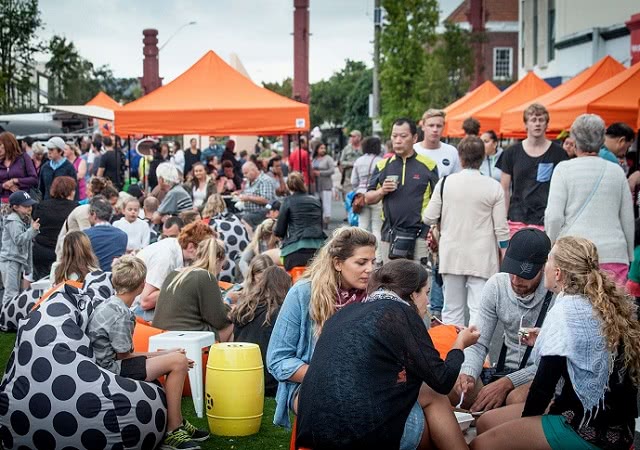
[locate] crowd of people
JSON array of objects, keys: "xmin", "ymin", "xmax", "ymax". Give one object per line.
[{"xmin": 0, "ymin": 100, "xmax": 639, "ymax": 449}]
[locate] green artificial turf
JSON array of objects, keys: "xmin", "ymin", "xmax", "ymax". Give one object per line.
[{"xmin": 0, "ymin": 331, "xmax": 291, "ymax": 450}]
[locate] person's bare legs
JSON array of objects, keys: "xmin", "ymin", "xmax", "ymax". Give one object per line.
[
  {"xmin": 475, "ymin": 402, "xmax": 525, "ymax": 435},
  {"xmin": 417, "ymin": 384, "xmax": 468, "ymax": 450},
  {"xmin": 470, "ymin": 416, "xmax": 551, "ymax": 450},
  {"xmin": 145, "ymin": 352, "xmax": 191, "ymax": 431},
  {"xmin": 506, "ymin": 382, "xmax": 531, "ymax": 405}
]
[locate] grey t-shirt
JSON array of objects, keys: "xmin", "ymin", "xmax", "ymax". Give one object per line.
[
  {"xmin": 157, "ymin": 184, "xmax": 193, "ymax": 215},
  {"xmin": 87, "ymin": 295, "xmax": 136, "ymax": 374}
]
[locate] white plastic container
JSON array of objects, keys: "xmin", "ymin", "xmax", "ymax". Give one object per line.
[{"xmin": 455, "ymin": 411, "xmax": 474, "ymax": 433}]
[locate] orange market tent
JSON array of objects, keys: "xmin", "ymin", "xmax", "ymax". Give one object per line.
[
  {"xmin": 86, "ymin": 91, "xmax": 122, "ymax": 136},
  {"xmin": 446, "ymin": 72, "xmax": 552, "ymax": 137},
  {"xmin": 546, "ymin": 61, "xmax": 640, "ymax": 132},
  {"xmin": 500, "ymin": 56, "xmax": 625, "ymax": 138},
  {"xmin": 443, "ymin": 81, "xmax": 500, "ymax": 136},
  {"xmin": 114, "ymin": 51, "xmax": 309, "ymax": 135}
]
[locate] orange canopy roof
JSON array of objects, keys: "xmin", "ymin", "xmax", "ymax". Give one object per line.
[
  {"xmin": 547, "ymin": 61, "xmax": 640, "ymax": 132},
  {"xmin": 115, "ymin": 51, "xmax": 309, "ymax": 136},
  {"xmin": 447, "ymin": 72, "xmax": 551, "ymax": 137},
  {"xmin": 637, "ymin": 98, "xmax": 640, "ymax": 129},
  {"xmin": 86, "ymin": 91, "xmax": 122, "ymax": 110},
  {"xmin": 442, "ymin": 81, "xmax": 500, "ymax": 136},
  {"xmin": 501, "ymin": 56, "xmax": 625, "ymax": 138}
]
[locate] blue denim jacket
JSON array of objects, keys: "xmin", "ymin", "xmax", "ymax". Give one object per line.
[{"xmin": 266, "ymin": 280, "xmax": 316, "ymax": 428}]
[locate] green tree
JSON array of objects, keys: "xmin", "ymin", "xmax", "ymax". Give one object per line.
[
  {"xmin": 93, "ymin": 65, "xmax": 142, "ymax": 103},
  {"xmin": 310, "ymin": 59, "xmax": 372, "ymax": 134},
  {"xmin": 262, "ymin": 77, "xmax": 292, "ymax": 98},
  {"xmin": 263, "ymin": 62, "xmax": 372, "ymax": 134},
  {"xmin": 432, "ymin": 21, "xmax": 474, "ymax": 104},
  {"xmin": 379, "ymin": 0, "xmax": 439, "ymax": 131},
  {"xmin": 46, "ymin": 35, "xmax": 102, "ymax": 104},
  {"xmin": 0, "ymin": 0, "xmax": 42, "ymax": 113}
]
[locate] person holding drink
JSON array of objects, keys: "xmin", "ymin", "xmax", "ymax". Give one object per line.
[{"xmin": 365, "ymin": 118, "xmax": 439, "ymax": 263}]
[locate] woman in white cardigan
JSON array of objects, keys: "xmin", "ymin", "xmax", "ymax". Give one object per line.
[
  {"xmin": 424, "ymin": 136, "xmax": 510, "ymax": 326},
  {"xmin": 545, "ymin": 113, "xmax": 634, "ymax": 285}
]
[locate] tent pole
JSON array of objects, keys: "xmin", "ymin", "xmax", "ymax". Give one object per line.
[{"xmin": 127, "ymin": 135, "xmax": 132, "ymax": 186}]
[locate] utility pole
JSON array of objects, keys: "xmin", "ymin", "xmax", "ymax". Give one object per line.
[{"xmin": 371, "ymin": 0, "xmax": 382, "ymax": 135}]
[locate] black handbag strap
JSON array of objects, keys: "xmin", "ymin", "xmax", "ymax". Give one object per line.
[
  {"xmin": 496, "ymin": 290, "xmax": 553, "ymax": 372},
  {"xmin": 437, "ymin": 175, "xmax": 447, "ymax": 225}
]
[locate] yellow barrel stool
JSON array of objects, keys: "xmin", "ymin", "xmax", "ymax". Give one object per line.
[{"xmin": 206, "ymin": 342, "xmax": 264, "ymax": 436}]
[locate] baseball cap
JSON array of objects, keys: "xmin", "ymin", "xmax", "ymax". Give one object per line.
[
  {"xmin": 9, "ymin": 191, "xmax": 37, "ymax": 207},
  {"xmin": 45, "ymin": 136, "xmax": 66, "ymax": 151},
  {"xmin": 500, "ymin": 228, "xmax": 551, "ymax": 280}
]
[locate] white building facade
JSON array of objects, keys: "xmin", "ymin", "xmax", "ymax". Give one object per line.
[{"xmin": 519, "ymin": 0, "xmax": 638, "ymax": 83}]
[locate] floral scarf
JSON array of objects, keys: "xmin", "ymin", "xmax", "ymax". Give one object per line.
[{"xmin": 335, "ymin": 286, "xmax": 367, "ymax": 310}]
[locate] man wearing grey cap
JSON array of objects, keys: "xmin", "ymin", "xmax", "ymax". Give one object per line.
[
  {"xmin": 450, "ymin": 228, "xmax": 554, "ymax": 413},
  {"xmin": 38, "ymin": 137, "xmax": 77, "ymax": 200}
]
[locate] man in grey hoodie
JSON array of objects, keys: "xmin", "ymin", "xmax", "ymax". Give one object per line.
[{"xmin": 451, "ymin": 228, "xmax": 552, "ymax": 413}]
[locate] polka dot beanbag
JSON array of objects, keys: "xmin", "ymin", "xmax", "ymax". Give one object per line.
[{"xmin": 0, "ymin": 283, "xmax": 167, "ymax": 449}]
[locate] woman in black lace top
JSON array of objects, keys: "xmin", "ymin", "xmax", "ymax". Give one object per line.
[
  {"xmin": 296, "ymin": 260, "xmax": 480, "ymax": 450},
  {"xmin": 472, "ymin": 237, "xmax": 640, "ymax": 450}
]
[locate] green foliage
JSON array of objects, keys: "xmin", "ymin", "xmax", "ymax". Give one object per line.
[
  {"xmin": 262, "ymin": 77, "xmax": 292, "ymax": 98},
  {"xmin": 0, "ymin": 0, "xmax": 43, "ymax": 113},
  {"xmin": 379, "ymin": 3, "xmax": 474, "ymax": 134},
  {"xmin": 310, "ymin": 60, "xmax": 372, "ymax": 134},
  {"xmin": 433, "ymin": 21, "xmax": 474, "ymax": 103},
  {"xmin": 379, "ymin": 0, "xmax": 439, "ymax": 132},
  {"xmin": 45, "ymin": 35, "xmax": 143, "ymax": 105},
  {"xmin": 263, "ymin": 61, "xmax": 373, "ymax": 135}
]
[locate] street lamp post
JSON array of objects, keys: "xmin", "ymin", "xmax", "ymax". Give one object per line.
[{"xmin": 159, "ymin": 21, "xmax": 197, "ymax": 52}]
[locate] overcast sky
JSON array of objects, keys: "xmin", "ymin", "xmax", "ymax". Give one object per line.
[{"xmin": 38, "ymin": 0, "xmax": 460, "ymax": 85}]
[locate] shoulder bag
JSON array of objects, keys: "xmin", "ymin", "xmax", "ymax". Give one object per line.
[
  {"xmin": 351, "ymin": 156, "xmax": 376, "ymax": 214},
  {"xmin": 482, "ymin": 290, "xmax": 553, "ymax": 385}
]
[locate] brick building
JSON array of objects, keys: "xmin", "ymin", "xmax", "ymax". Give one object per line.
[{"xmin": 446, "ymin": 0, "xmax": 519, "ymax": 89}]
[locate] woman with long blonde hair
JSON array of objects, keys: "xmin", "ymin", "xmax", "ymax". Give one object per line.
[
  {"xmin": 267, "ymin": 227, "xmax": 376, "ymax": 428},
  {"xmin": 153, "ymin": 238, "xmax": 233, "ymax": 341},
  {"xmin": 473, "ymin": 236, "xmax": 640, "ymax": 450},
  {"xmin": 53, "ymin": 231, "xmax": 99, "ymax": 283}
]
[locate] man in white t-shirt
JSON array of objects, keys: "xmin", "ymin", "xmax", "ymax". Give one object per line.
[
  {"xmin": 413, "ymin": 108, "xmax": 461, "ymax": 320},
  {"xmin": 131, "ymin": 221, "xmax": 214, "ymax": 322},
  {"xmin": 413, "ymin": 108, "xmax": 461, "ymax": 178}
]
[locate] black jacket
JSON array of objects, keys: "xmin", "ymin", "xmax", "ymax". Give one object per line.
[
  {"xmin": 274, "ymin": 192, "xmax": 325, "ymax": 248},
  {"xmin": 38, "ymin": 160, "xmax": 77, "ymax": 200}
]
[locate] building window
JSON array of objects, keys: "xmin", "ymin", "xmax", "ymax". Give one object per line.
[
  {"xmin": 548, "ymin": 0, "xmax": 555, "ymax": 61},
  {"xmin": 494, "ymin": 47, "xmax": 513, "ymax": 80}
]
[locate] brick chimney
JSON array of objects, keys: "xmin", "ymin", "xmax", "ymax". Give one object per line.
[
  {"xmin": 141, "ymin": 29, "xmax": 162, "ymax": 94},
  {"xmin": 293, "ymin": 0, "xmax": 310, "ymax": 104}
]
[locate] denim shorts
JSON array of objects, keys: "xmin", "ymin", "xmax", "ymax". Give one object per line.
[{"xmin": 400, "ymin": 402, "xmax": 425, "ymax": 450}]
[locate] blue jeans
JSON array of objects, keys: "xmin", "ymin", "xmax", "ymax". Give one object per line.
[{"xmin": 430, "ymin": 265, "xmax": 444, "ymax": 313}]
